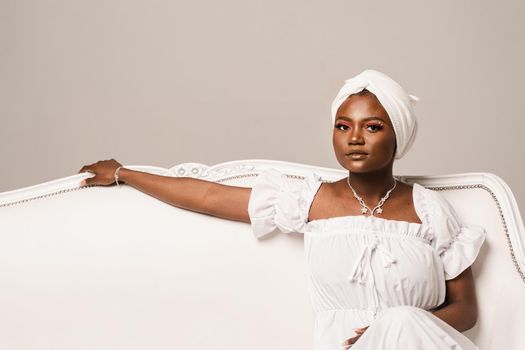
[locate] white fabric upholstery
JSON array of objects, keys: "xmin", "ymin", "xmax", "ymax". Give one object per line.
[{"xmin": 0, "ymin": 159, "xmax": 523, "ymax": 350}]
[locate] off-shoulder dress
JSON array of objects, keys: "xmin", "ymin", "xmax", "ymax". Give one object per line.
[{"xmin": 247, "ymin": 168, "xmax": 486, "ymax": 350}]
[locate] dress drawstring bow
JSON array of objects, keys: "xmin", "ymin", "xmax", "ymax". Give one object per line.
[{"xmin": 348, "ymin": 237, "xmax": 397, "ymax": 316}]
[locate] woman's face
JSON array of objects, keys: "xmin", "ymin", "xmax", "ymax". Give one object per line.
[{"xmin": 332, "ymin": 91, "xmax": 397, "ymax": 174}]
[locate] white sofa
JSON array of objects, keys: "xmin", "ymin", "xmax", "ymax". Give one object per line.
[{"xmin": 0, "ymin": 159, "xmax": 524, "ymax": 350}]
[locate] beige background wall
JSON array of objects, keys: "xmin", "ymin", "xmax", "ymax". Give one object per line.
[{"xmin": 1, "ymin": 0, "xmax": 524, "ymax": 218}]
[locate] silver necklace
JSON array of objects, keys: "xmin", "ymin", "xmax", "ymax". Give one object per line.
[{"xmin": 346, "ymin": 177, "xmax": 397, "ymax": 216}]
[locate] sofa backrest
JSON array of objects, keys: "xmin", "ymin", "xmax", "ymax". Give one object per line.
[{"xmin": 0, "ymin": 159, "xmax": 523, "ymax": 350}]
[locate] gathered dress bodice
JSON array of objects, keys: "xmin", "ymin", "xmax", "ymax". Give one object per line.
[{"xmin": 248, "ymin": 168, "xmax": 486, "ymax": 350}]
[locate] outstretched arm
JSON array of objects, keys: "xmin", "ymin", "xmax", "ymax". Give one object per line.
[
  {"xmin": 431, "ymin": 267, "xmax": 478, "ymax": 332},
  {"xmin": 79, "ymin": 159, "xmax": 252, "ymax": 224}
]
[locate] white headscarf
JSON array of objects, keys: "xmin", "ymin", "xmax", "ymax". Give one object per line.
[{"xmin": 331, "ymin": 69, "xmax": 419, "ymax": 159}]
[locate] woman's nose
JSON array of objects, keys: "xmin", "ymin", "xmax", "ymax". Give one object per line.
[{"xmin": 349, "ymin": 128, "xmax": 364, "ymax": 144}]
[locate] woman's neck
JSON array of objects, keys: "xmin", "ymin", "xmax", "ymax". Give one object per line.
[{"xmin": 346, "ymin": 169, "xmax": 396, "ymax": 203}]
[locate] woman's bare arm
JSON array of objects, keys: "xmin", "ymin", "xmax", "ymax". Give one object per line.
[
  {"xmin": 431, "ymin": 267, "xmax": 478, "ymax": 331},
  {"xmin": 78, "ymin": 159, "xmax": 252, "ymax": 224},
  {"xmin": 118, "ymin": 168, "xmax": 252, "ymax": 223}
]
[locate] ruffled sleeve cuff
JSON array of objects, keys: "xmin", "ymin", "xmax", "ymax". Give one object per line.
[
  {"xmin": 247, "ymin": 168, "xmax": 322, "ymax": 239},
  {"xmin": 437, "ymin": 223, "xmax": 486, "ymax": 280},
  {"xmin": 418, "ymin": 185, "xmax": 487, "ymax": 280}
]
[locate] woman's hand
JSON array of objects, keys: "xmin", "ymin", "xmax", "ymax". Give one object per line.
[
  {"xmin": 342, "ymin": 326, "xmax": 368, "ymax": 349},
  {"xmin": 77, "ymin": 158, "xmax": 123, "ymax": 186}
]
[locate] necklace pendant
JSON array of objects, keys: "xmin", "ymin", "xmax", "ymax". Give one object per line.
[{"xmin": 347, "ymin": 176, "xmax": 397, "ymax": 218}]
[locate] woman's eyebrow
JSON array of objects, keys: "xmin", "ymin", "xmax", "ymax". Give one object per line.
[{"xmin": 336, "ymin": 116, "xmax": 387, "ymax": 123}]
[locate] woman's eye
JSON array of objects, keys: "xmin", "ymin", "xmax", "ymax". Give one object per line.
[
  {"xmin": 366, "ymin": 123, "xmax": 383, "ymax": 132},
  {"xmin": 335, "ymin": 123, "xmax": 349, "ymax": 131}
]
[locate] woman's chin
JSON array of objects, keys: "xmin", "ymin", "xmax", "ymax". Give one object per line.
[
  {"xmin": 346, "ymin": 161, "xmax": 370, "ymax": 170},
  {"xmin": 336, "ymin": 156, "xmax": 390, "ymax": 174},
  {"xmin": 345, "ymin": 163, "xmax": 389, "ymax": 175}
]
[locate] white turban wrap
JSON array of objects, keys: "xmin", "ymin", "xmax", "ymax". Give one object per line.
[{"xmin": 331, "ymin": 69, "xmax": 419, "ymax": 159}]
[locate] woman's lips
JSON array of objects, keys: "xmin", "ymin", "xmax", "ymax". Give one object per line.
[{"xmin": 347, "ymin": 153, "xmax": 368, "ymax": 160}]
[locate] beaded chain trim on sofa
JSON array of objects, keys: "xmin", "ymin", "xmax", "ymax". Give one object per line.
[{"xmin": 0, "ymin": 173, "xmax": 523, "ymax": 286}]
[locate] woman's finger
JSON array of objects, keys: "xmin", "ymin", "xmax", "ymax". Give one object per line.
[
  {"xmin": 83, "ymin": 173, "xmax": 96, "ymax": 185},
  {"xmin": 350, "ymin": 335, "xmax": 361, "ymax": 344},
  {"xmin": 79, "ymin": 165, "xmax": 95, "ymax": 174},
  {"xmin": 342, "ymin": 334, "xmax": 361, "ymax": 347},
  {"xmin": 353, "ymin": 326, "xmax": 369, "ymax": 335}
]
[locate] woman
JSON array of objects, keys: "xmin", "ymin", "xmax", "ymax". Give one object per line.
[{"xmin": 78, "ymin": 70, "xmax": 486, "ymax": 349}]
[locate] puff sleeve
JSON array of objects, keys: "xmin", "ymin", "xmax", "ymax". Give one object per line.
[
  {"xmin": 420, "ymin": 187, "xmax": 487, "ymax": 280},
  {"xmin": 247, "ymin": 168, "xmax": 323, "ymax": 239}
]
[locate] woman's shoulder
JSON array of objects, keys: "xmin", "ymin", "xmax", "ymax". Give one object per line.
[
  {"xmin": 307, "ymin": 180, "xmax": 339, "ymax": 222},
  {"xmin": 387, "ymin": 181, "xmax": 422, "ymax": 224},
  {"xmin": 248, "ymin": 168, "xmax": 324, "ymax": 237},
  {"xmin": 411, "ymin": 182, "xmax": 455, "ymax": 218},
  {"xmin": 411, "ymin": 181, "xmax": 470, "ymax": 234}
]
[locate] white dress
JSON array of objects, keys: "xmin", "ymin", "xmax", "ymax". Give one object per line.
[{"xmin": 247, "ymin": 168, "xmax": 486, "ymax": 350}]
